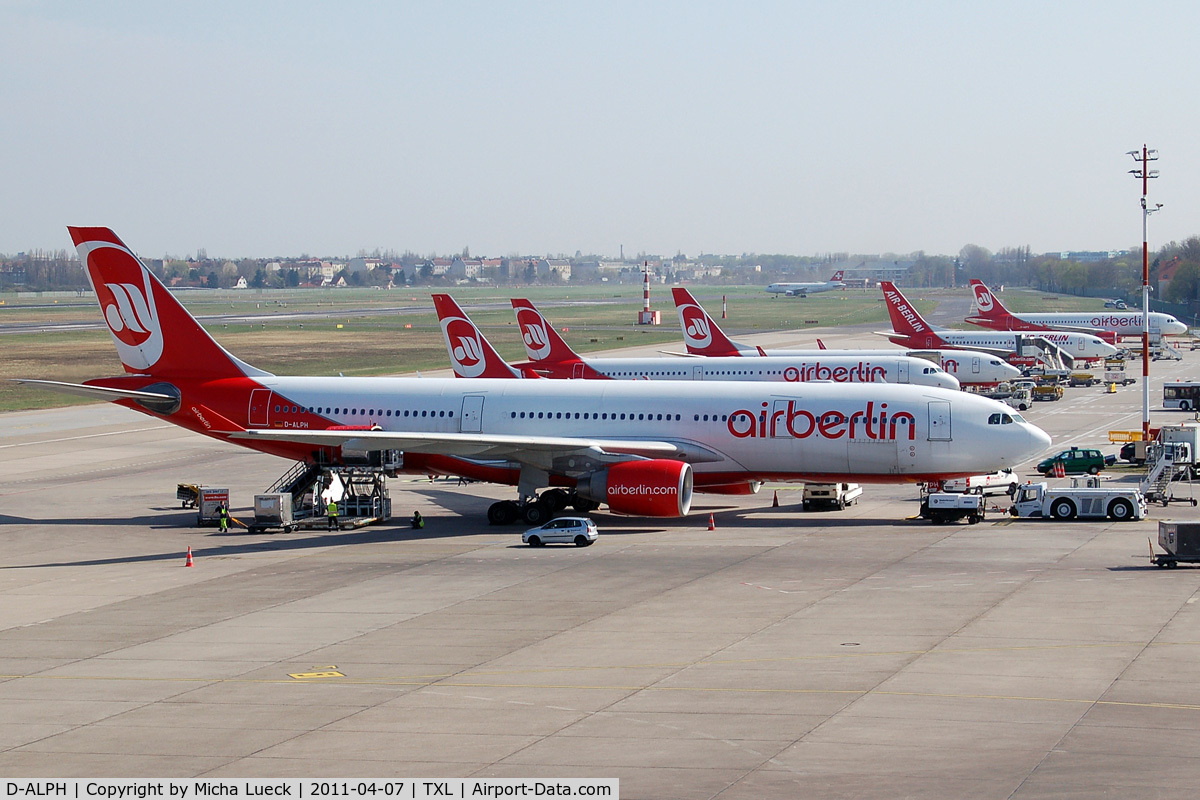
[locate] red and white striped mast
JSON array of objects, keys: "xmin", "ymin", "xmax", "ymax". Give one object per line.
[{"xmin": 1128, "ymin": 145, "xmax": 1160, "ymax": 441}]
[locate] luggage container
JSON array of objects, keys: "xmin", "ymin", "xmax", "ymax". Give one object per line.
[
  {"xmin": 252, "ymin": 492, "xmax": 296, "ymax": 533},
  {"xmin": 196, "ymin": 487, "xmax": 229, "ymax": 526},
  {"xmin": 1151, "ymin": 521, "xmax": 1200, "ymax": 568}
]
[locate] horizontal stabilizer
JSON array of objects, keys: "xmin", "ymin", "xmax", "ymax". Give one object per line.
[{"xmin": 14, "ymin": 378, "xmax": 176, "ymax": 405}]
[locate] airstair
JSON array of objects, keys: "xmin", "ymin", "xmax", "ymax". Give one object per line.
[
  {"xmin": 1154, "ymin": 340, "xmax": 1184, "ymax": 361},
  {"xmin": 1140, "ymin": 442, "xmax": 1197, "ymax": 507},
  {"xmin": 252, "ymin": 456, "xmax": 398, "ymax": 531}
]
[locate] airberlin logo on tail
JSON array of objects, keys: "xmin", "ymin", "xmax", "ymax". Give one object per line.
[
  {"xmin": 441, "ymin": 316, "xmax": 488, "ymax": 377},
  {"xmin": 678, "ymin": 303, "xmax": 712, "ymax": 348},
  {"xmin": 973, "ymin": 285, "xmax": 995, "ymax": 313},
  {"xmin": 83, "ymin": 242, "xmax": 164, "ymax": 370},
  {"xmin": 883, "ymin": 288, "xmax": 928, "ymax": 334},
  {"xmin": 515, "ymin": 307, "xmax": 552, "ymax": 360},
  {"xmin": 728, "ymin": 400, "xmax": 916, "ymax": 441}
]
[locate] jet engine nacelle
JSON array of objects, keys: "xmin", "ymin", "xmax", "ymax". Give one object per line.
[{"xmin": 581, "ymin": 459, "xmax": 694, "ymax": 517}]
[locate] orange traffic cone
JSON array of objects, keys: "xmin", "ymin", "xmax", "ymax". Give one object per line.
[
  {"xmin": 772, "ymin": 490, "xmax": 779, "ymax": 508},
  {"xmin": 708, "ymin": 513, "xmax": 716, "ymax": 531},
  {"xmin": 185, "ymin": 546, "xmax": 194, "ymax": 567}
]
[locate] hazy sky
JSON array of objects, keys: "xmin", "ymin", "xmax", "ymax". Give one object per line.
[{"xmin": 3, "ymin": 1, "xmax": 1196, "ymax": 260}]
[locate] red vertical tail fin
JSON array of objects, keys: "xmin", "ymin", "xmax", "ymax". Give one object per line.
[
  {"xmin": 968, "ymin": 280, "xmax": 1017, "ymax": 328},
  {"xmin": 69, "ymin": 227, "xmax": 263, "ymax": 379},
  {"xmin": 431, "ymin": 294, "xmax": 521, "ymax": 378},
  {"xmin": 830, "ymin": 270, "xmax": 844, "ymax": 282},
  {"xmin": 671, "ymin": 287, "xmax": 753, "ymax": 356},
  {"xmin": 510, "ymin": 299, "xmax": 582, "ymax": 363},
  {"xmin": 879, "ymin": 282, "xmax": 938, "ymax": 340}
]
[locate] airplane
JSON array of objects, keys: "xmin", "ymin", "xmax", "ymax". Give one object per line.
[
  {"xmin": 19, "ymin": 227, "xmax": 1051, "ymax": 529},
  {"xmin": 765, "ymin": 270, "xmax": 846, "ymax": 297},
  {"xmin": 491, "ymin": 297, "xmax": 959, "ymax": 389},
  {"xmin": 878, "ymin": 282, "xmax": 1119, "ymax": 365},
  {"xmin": 966, "ymin": 279, "xmax": 1188, "ymax": 342},
  {"xmin": 671, "ymin": 287, "xmax": 1023, "ymax": 386}
]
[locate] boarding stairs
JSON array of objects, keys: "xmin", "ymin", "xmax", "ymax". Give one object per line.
[
  {"xmin": 1155, "ymin": 340, "xmax": 1184, "ymax": 361},
  {"xmin": 1140, "ymin": 443, "xmax": 1196, "ymax": 507}
]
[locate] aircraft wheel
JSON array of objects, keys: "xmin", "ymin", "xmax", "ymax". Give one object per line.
[
  {"xmin": 522, "ymin": 501, "xmax": 550, "ymax": 526},
  {"xmin": 488, "ymin": 501, "xmax": 519, "ymax": 526},
  {"xmin": 541, "ymin": 489, "xmax": 569, "ymax": 512}
]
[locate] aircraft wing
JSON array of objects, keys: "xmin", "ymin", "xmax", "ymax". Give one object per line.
[{"xmin": 232, "ymin": 428, "xmax": 725, "ymax": 474}]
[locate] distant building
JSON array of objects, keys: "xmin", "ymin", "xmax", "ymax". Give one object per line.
[
  {"xmin": 1052, "ymin": 250, "xmax": 1125, "ymax": 262},
  {"xmin": 450, "ymin": 256, "xmax": 483, "ymax": 280},
  {"xmin": 537, "ymin": 258, "xmax": 572, "ymax": 281}
]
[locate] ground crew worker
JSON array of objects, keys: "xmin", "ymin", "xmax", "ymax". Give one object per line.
[
  {"xmin": 327, "ymin": 498, "xmax": 339, "ymax": 530},
  {"xmin": 217, "ymin": 502, "xmax": 229, "ymax": 533},
  {"xmin": 411, "ymin": 510, "xmax": 424, "ymax": 529}
]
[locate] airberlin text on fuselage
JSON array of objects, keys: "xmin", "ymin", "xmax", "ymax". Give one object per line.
[
  {"xmin": 728, "ymin": 400, "xmax": 916, "ymax": 440},
  {"xmin": 783, "ymin": 362, "xmax": 887, "ymax": 382}
]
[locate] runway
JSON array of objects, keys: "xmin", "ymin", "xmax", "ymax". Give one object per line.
[{"xmin": 2, "ymin": 324, "xmax": 1200, "ymax": 797}]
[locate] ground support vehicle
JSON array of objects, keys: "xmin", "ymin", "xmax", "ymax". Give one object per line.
[
  {"xmin": 939, "ymin": 470, "xmax": 1020, "ymax": 496},
  {"xmin": 1069, "ymin": 372, "xmax": 1098, "ymax": 387},
  {"xmin": 1140, "ymin": 439, "xmax": 1199, "ymax": 507},
  {"xmin": 1004, "ymin": 388, "xmax": 1032, "ymax": 411},
  {"xmin": 177, "ymin": 483, "xmax": 201, "ymax": 508},
  {"xmin": 1151, "ymin": 521, "xmax": 1200, "ymax": 568},
  {"xmin": 802, "ymin": 482, "xmax": 863, "ymax": 510},
  {"xmin": 919, "ymin": 492, "xmax": 985, "ymax": 524},
  {"xmin": 1009, "ymin": 482, "xmax": 1146, "ymax": 521},
  {"xmin": 1032, "ymin": 385, "xmax": 1064, "ymax": 402},
  {"xmin": 523, "ymin": 517, "xmax": 598, "ymax": 547}
]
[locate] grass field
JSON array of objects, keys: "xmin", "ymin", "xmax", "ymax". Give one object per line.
[{"xmin": 0, "ymin": 283, "xmax": 1115, "ymax": 412}]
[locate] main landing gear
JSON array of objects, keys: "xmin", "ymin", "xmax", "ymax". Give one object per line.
[{"xmin": 487, "ymin": 488, "xmax": 601, "ymax": 525}]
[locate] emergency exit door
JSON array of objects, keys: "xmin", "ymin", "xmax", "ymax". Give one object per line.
[
  {"xmin": 460, "ymin": 395, "xmax": 484, "ymax": 433},
  {"xmin": 927, "ymin": 400, "xmax": 952, "ymax": 441},
  {"xmin": 249, "ymin": 389, "xmax": 272, "ymax": 427}
]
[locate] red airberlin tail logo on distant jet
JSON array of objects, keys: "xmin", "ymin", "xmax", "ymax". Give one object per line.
[
  {"xmin": 677, "ymin": 301, "xmax": 712, "ymax": 349},
  {"xmin": 441, "ymin": 315, "xmax": 488, "ymax": 377},
  {"xmin": 972, "ymin": 283, "xmax": 995, "ymax": 314},
  {"xmin": 79, "ymin": 239, "xmax": 164, "ymax": 370},
  {"xmin": 515, "ymin": 306, "xmax": 552, "ymax": 361}
]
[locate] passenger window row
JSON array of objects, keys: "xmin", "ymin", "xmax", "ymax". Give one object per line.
[
  {"xmin": 509, "ymin": 411, "xmax": 684, "ymax": 421},
  {"xmin": 274, "ymin": 404, "xmax": 454, "ymax": 419}
]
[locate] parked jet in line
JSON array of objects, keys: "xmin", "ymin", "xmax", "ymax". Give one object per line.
[
  {"xmin": 879, "ymin": 282, "xmax": 1119, "ymax": 364},
  {"xmin": 19, "ymin": 228, "xmax": 1051, "ymax": 527},
  {"xmin": 477, "ymin": 297, "xmax": 957, "ymax": 389},
  {"xmin": 670, "ymin": 288, "xmax": 1022, "ymax": 387},
  {"xmin": 966, "ymin": 279, "xmax": 1188, "ymax": 342},
  {"xmin": 766, "ymin": 270, "xmax": 845, "ymax": 297}
]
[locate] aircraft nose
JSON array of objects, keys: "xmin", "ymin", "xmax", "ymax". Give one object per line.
[{"xmin": 1025, "ymin": 422, "xmax": 1053, "ymax": 459}]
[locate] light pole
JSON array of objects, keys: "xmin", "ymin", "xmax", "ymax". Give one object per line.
[{"xmin": 1128, "ymin": 146, "xmax": 1159, "ymax": 440}]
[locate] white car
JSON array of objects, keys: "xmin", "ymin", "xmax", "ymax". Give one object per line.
[{"xmin": 522, "ymin": 517, "xmax": 599, "ymax": 547}]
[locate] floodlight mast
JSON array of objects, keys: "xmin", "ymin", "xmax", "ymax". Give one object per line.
[{"xmin": 1127, "ymin": 145, "xmax": 1159, "ymax": 440}]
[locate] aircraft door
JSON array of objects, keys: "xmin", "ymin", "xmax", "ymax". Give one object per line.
[
  {"xmin": 693, "ymin": 365, "xmax": 704, "ymax": 380},
  {"xmin": 925, "ymin": 335, "xmax": 935, "ymax": 348},
  {"xmin": 1077, "ymin": 337, "xmax": 1085, "ymax": 353},
  {"xmin": 1150, "ymin": 315, "xmax": 1162, "ymax": 334},
  {"xmin": 927, "ymin": 401, "xmax": 951, "ymax": 441},
  {"xmin": 249, "ymin": 389, "xmax": 272, "ymax": 427},
  {"xmin": 972, "ymin": 356, "xmax": 980, "ymax": 375},
  {"xmin": 898, "ymin": 360, "xmax": 910, "ymax": 384},
  {"xmin": 460, "ymin": 395, "xmax": 484, "ymax": 433},
  {"xmin": 572, "ymin": 363, "xmax": 586, "ymax": 379}
]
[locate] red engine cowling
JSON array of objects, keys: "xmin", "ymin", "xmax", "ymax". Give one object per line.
[{"xmin": 584, "ymin": 459, "xmax": 693, "ymax": 517}]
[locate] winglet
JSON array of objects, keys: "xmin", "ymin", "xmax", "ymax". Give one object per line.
[{"xmin": 431, "ymin": 294, "xmax": 522, "ymax": 378}]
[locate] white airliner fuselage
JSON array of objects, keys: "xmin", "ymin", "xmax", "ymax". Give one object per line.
[{"xmin": 238, "ymin": 376, "xmax": 1049, "ymax": 483}]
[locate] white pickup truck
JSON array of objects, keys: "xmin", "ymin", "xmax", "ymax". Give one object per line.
[{"xmin": 1009, "ymin": 482, "xmax": 1146, "ymax": 521}]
